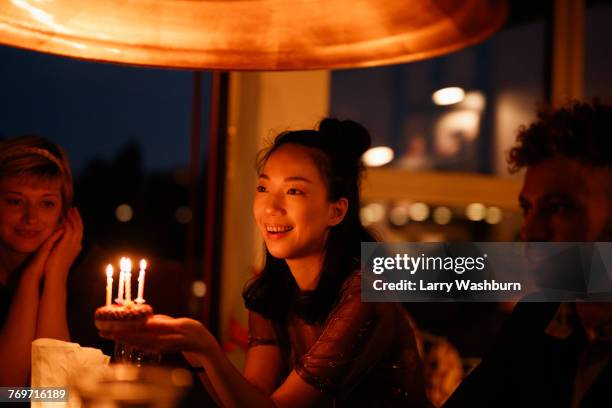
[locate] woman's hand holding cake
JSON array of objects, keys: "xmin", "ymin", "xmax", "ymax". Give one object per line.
[{"xmin": 100, "ymin": 315, "xmax": 219, "ymax": 356}]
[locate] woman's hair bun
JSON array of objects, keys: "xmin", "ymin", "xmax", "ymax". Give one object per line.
[{"xmin": 318, "ymin": 118, "xmax": 371, "ymax": 160}]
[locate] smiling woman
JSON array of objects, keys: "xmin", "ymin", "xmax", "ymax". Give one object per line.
[
  {"xmin": 0, "ymin": 136, "xmax": 83, "ymax": 386},
  {"xmin": 241, "ymin": 120, "xmax": 429, "ymax": 407},
  {"xmin": 0, "ymin": 178, "xmax": 64, "ymax": 253},
  {"xmin": 253, "ymin": 143, "xmax": 347, "ymax": 282},
  {"xmin": 104, "ymin": 119, "xmax": 430, "ymax": 408}
]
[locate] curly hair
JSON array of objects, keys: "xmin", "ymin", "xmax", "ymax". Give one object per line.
[{"xmin": 507, "ymin": 100, "xmax": 612, "ymax": 173}]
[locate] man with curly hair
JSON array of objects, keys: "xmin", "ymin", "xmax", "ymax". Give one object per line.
[
  {"xmin": 444, "ymin": 101, "xmax": 612, "ymax": 408},
  {"xmin": 510, "ymin": 101, "xmax": 612, "ymax": 242}
]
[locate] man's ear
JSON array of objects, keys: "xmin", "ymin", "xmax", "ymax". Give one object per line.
[{"xmin": 329, "ymin": 198, "xmax": 349, "ymax": 227}]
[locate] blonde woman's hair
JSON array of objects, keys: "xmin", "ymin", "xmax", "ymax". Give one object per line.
[{"xmin": 0, "ymin": 135, "xmax": 74, "ymax": 213}]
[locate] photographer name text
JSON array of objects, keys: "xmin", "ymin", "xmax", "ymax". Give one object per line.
[{"xmin": 372, "ymin": 279, "xmax": 522, "ymax": 292}]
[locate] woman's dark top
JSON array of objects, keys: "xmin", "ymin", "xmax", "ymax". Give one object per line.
[{"xmin": 248, "ymin": 272, "xmax": 430, "ymax": 407}]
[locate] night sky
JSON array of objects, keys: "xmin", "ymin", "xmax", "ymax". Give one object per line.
[{"xmin": 0, "ymin": 45, "xmax": 199, "ymax": 175}]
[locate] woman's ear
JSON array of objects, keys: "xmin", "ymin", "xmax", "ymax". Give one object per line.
[{"xmin": 328, "ymin": 198, "xmax": 349, "ymax": 227}]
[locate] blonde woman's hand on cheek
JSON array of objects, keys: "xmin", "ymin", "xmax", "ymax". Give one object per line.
[
  {"xmin": 101, "ymin": 315, "xmax": 220, "ymax": 356},
  {"xmin": 44, "ymin": 207, "xmax": 83, "ymax": 284},
  {"xmin": 20, "ymin": 228, "xmax": 65, "ymax": 283}
]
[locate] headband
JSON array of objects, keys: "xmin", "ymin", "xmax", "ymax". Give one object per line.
[{"xmin": 14, "ymin": 147, "xmax": 67, "ymax": 175}]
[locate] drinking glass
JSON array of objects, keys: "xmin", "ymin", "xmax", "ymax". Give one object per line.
[
  {"xmin": 114, "ymin": 342, "xmax": 162, "ymax": 366},
  {"xmin": 72, "ymin": 363, "xmax": 191, "ymax": 408}
]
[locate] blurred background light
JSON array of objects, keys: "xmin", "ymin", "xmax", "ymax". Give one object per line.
[
  {"xmin": 465, "ymin": 202, "xmax": 486, "ymax": 221},
  {"xmin": 459, "ymin": 91, "xmax": 486, "ymax": 111},
  {"xmin": 432, "ymin": 86, "xmax": 465, "ymax": 106},
  {"xmin": 362, "ymin": 146, "xmax": 394, "ymax": 167},
  {"xmin": 360, "ymin": 202, "xmax": 386, "ymax": 225},
  {"xmin": 389, "ymin": 205, "xmax": 410, "ymax": 226},
  {"xmin": 409, "ymin": 202, "xmax": 430, "ymax": 222},
  {"xmin": 432, "ymin": 206, "xmax": 453, "ymax": 225},
  {"xmin": 175, "ymin": 205, "xmax": 193, "ymax": 224},
  {"xmin": 115, "ymin": 203, "xmax": 133, "ymax": 223},
  {"xmin": 485, "ymin": 206, "xmax": 503, "ymax": 224},
  {"xmin": 192, "ymin": 280, "xmax": 207, "ymax": 298}
]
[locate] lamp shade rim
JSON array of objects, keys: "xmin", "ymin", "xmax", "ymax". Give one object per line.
[{"xmin": 0, "ymin": 0, "xmax": 508, "ymax": 71}]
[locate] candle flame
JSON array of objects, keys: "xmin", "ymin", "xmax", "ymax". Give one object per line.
[
  {"xmin": 106, "ymin": 264, "xmax": 113, "ymax": 277},
  {"xmin": 140, "ymin": 259, "xmax": 147, "ymax": 270},
  {"xmin": 120, "ymin": 257, "xmax": 132, "ymax": 272}
]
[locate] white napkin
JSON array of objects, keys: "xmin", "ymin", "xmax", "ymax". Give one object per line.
[{"xmin": 31, "ymin": 338, "xmax": 110, "ymax": 408}]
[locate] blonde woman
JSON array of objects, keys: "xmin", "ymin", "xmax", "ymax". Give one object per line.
[{"xmin": 0, "ymin": 136, "xmax": 83, "ymax": 386}]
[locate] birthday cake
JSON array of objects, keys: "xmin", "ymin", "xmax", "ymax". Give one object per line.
[
  {"xmin": 94, "ymin": 302, "xmax": 153, "ymax": 331},
  {"xmin": 95, "ymin": 258, "xmax": 153, "ymax": 331}
]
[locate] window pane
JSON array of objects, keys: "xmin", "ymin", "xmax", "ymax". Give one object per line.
[
  {"xmin": 331, "ymin": 20, "xmax": 546, "ymax": 176},
  {"xmin": 585, "ymin": 3, "xmax": 612, "ymax": 101}
]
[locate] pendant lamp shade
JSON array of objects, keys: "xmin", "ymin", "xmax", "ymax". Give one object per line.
[{"xmin": 0, "ymin": 0, "xmax": 507, "ymax": 70}]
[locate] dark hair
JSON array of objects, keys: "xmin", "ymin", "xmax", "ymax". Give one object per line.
[
  {"xmin": 508, "ymin": 100, "xmax": 612, "ymax": 173},
  {"xmin": 243, "ymin": 118, "xmax": 375, "ymax": 324}
]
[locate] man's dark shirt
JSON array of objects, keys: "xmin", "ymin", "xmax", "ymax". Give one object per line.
[{"xmin": 443, "ymin": 302, "xmax": 611, "ymax": 408}]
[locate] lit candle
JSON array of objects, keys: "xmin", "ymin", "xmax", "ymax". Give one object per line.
[
  {"xmin": 125, "ymin": 258, "xmax": 133, "ymax": 303},
  {"xmin": 116, "ymin": 257, "xmax": 127, "ymax": 304},
  {"xmin": 105, "ymin": 264, "xmax": 113, "ymax": 307},
  {"xmin": 135, "ymin": 259, "xmax": 147, "ymax": 304}
]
